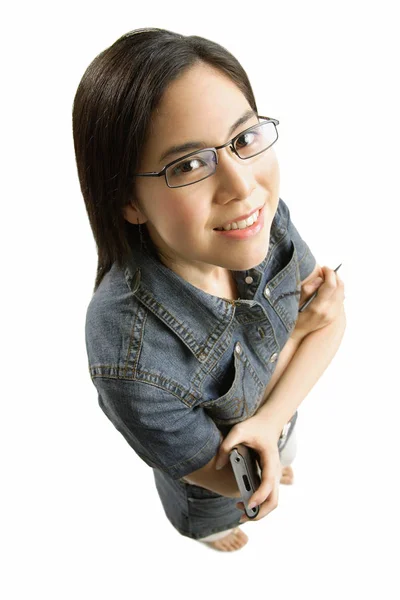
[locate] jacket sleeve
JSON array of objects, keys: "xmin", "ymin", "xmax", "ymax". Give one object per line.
[
  {"xmin": 92, "ymin": 376, "xmax": 223, "ymax": 480},
  {"xmin": 278, "ymin": 197, "xmax": 317, "ymax": 282}
]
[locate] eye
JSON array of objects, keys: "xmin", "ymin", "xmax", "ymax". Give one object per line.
[
  {"xmin": 235, "ymin": 130, "xmax": 257, "ymax": 149},
  {"xmin": 171, "ymin": 157, "xmax": 206, "ymax": 176}
]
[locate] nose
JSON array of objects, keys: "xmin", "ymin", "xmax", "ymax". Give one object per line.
[{"xmin": 213, "ymin": 147, "xmax": 255, "ymax": 204}]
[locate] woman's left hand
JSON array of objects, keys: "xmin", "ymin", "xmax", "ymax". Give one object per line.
[{"xmin": 215, "ymin": 414, "xmax": 283, "ymax": 523}]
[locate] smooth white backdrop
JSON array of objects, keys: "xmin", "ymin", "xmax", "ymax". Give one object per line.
[{"xmin": 2, "ymin": 1, "xmax": 399, "ymax": 598}]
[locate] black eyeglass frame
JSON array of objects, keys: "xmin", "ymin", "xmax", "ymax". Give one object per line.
[{"xmin": 132, "ymin": 115, "xmax": 279, "ymax": 189}]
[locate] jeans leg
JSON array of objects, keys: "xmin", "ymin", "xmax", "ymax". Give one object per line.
[{"xmin": 197, "ymin": 527, "xmax": 237, "ymax": 542}]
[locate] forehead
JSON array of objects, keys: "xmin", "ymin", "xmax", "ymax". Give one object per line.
[{"xmin": 145, "ymin": 63, "xmax": 252, "ymax": 153}]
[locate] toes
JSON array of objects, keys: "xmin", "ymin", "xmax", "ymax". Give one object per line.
[
  {"xmin": 232, "ymin": 537, "xmax": 242, "ymax": 550},
  {"xmin": 232, "ymin": 529, "xmax": 248, "ymax": 549},
  {"xmin": 222, "ymin": 539, "xmax": 235, "ymax": 551},
  {"xmin": 206, "ymin": 527, "xmax": 248, "ymax": 552},
  {"xmin": 280, "ymin": 476, "xmax": 294, "ymax": 484},
  {"xmin": 280, "ymin": 466, "xmax": 294, "ymax": 484},
  {"xmin": 228, "ymin": 537, "xmax": 239, "ymax": 551}
]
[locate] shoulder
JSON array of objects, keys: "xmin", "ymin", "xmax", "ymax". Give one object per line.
[
  {"xmin": 86, "ymin": 263, "xmax": 136, "ymax": 332},
  {"xmin": 85, "ymin": 262, "xmax": 143, "ymax": 371},
  {"xmin": 85, "ymin": 262, "xmax": 197, "ymax": 392}
]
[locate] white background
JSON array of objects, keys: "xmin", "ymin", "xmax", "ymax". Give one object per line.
[{"xmin": 2, "ymin": 0, "xmax": 399, "ymax": 598}]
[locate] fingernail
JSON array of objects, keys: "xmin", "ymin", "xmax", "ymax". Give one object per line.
[
  {"xmin": 248, "ymin": 502, "xmax": 257, "ymax": 510},
  {"xmin": 215, "ymin": 462, "xmax": 223, "ymax": 470}
]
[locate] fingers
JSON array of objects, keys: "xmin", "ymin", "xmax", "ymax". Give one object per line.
[
  {"xmin": 321, "ymin": 265, "xmax": 338, "ymax": 289},
  {"xmin": 300, "ymin": 276, "xmax": 323, "ymax": 305},
  {"xmin": 322, "ymin": 265, "xmax": 344, "ymax": 285},
  {"xmin": 302, "ymin": 276, "xmax": 324, "ymax": 295},
  {"xmin": 314, "ymin": 266, "xmax": 344, "ymax": 301},
  {"xmin": 326, "ymin": 265, "xmax": 345, "ymax": 303},
  {"xmin": 238, "ymin": 483, "xmax": 280, "ymax": 523},
  {"xmin": 238, "ymin": 465, "xmax": 280, "ymax": 523},
  {"xmin": 302, "ymin": 266, "xmax": 344, "ymax": 301}
]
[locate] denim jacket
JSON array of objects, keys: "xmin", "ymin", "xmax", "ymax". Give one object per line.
[{"xmin": 85, "ymin": 198, "xmax": 316, "ymax": 481}]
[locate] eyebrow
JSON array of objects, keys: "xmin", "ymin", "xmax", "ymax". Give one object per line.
[{"xmin": 158, "ymin": 109, "xmax": 257, "ymax": 164}]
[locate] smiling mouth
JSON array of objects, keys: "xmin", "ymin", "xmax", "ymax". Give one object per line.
[{"xmin": 214, "ymin": 209, "xmax": 260, "ymax": 231}]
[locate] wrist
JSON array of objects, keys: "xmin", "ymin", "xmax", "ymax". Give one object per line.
[
  {"xmin": 290, "ymin": 327, "xmax": 307, "ymax": 344},
  {"xmin": 253, "ymin": 412, "xmax": 283, "ymax": 445}
]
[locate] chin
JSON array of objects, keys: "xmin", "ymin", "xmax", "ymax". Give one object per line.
[
  {"xmin": 228, "ymin": 259, "xmax": 265, "ymax": 271},
  {"xmin": 226, "ymin": 236, "xmax": 270, "ymax": 271},
  {"xmin": 224, "ymin": 252, "xmax": 268, "ymax": 272}
]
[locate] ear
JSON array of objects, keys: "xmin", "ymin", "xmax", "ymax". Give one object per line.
[{"xmin": 123, "ymin": 201, "xmax": 148, "ymax": 225}]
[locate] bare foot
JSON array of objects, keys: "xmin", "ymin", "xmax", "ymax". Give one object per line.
[
  {"xmin": 280, "ymin": 465, "xmax": 294, "ymax": 484},
  {"xmin": 204, "ymin": 527, "xmax": 248, "ymax": 552},
  {"xmin": 203, "ymin": 467, "xmax": 293, "ymax": 552}
]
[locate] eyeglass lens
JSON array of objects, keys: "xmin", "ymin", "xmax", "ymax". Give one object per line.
[{"xmin": 166, "ymin": 120, "xmax": 277, "ymax": 188}]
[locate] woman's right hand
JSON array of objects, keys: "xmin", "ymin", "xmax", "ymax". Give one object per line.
[{"xmin": 291, "ymin": 265, "xmax": 345, "ymax": 341}]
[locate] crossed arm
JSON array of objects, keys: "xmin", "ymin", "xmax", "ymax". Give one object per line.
[
  {"xmin": 255, "ymin": 304, "xmax": 346, "ymax": 433},
  {"xmin": 255, "ymin": 262, "xmax": 346, "ymax": 432},
  {"xmin": 182, "ymin": 264, "xmax": 346, "ymax": 496}
]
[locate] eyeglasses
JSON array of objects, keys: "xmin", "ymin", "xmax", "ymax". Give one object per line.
[{"xmin": 132, "ymin": 116, "xmax": 279, "ymax": 188}]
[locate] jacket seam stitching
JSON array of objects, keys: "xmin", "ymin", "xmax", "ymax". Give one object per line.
[
  {"xmin": 122, "ymin": 307, "xmax": 141, "ymax": 378},
  {"xmin": 91, "ymin": 372, "xmax": 194, "ymax": 407}
]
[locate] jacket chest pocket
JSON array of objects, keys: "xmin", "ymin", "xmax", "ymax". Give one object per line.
[
  {"xmin": 200, "ymin": 342, "xmax": 264, "ymax": 426},
  {"xmin": 262, "ymin": 237, "xmax": 301, "ymax": 335}
]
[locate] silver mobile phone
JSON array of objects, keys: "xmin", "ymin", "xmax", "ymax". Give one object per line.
[{"xmin": 229, "ymin": 444, "xmax": 262, "ymax": 519}]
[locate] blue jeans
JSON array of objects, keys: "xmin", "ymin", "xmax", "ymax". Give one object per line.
[{"xmin": 152, "ymin": 421, "xmax": 298, "ymax": 541}]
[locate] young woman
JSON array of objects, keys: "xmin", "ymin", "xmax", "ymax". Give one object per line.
[{"xmin": 72, "ymin": 28, "xmax": 346, "ymax": 552}]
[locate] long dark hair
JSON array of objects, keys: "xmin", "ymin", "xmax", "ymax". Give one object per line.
[{"xmin": 72, "ymin": 27, "xmax": 258, "ymax": 293}]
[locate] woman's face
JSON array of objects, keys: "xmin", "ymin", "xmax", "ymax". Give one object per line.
[{"xmin": 125, "ymin": 62, "xmax": 280, "ymax": 286}]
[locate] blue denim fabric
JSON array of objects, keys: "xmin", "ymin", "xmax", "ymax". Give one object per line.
[{"xmin": 85, "ymin": 197, "xmax": 316, "ymax": 539}]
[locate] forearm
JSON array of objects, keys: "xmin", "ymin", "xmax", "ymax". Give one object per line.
[
  {"xmin": 256, "ymin": 313, "xmax": 347, "ymax": 433},
  {"xmin": 207, "ymin": 315, "xmax": 346, "ymax": 499},
  {"xmin": 207, "ymin": 461, "xmax": 242, "ymax": 499},
  {"xmin": 260, "ymin": 336, "xmax": 302, "ymax": 401},
  {"xmin": 208, "ymin": 324, "xmax": 343, "ymax": 499},
  {"xmin": 183, "ymin": 431, "xmax": 241, "ymax": 499}
]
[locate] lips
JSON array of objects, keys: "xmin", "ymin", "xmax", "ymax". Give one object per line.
[{"xmin": 214, "ymin": 206, "xmax": 263, "ymax": 231}]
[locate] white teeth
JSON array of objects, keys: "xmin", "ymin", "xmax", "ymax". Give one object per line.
[
  {"xmin": 246, "ymin": 214, "xmax": 255, "ymax": 226},
  {"xmin": 218, "ymin": 209, "xmax": 259, "ymax": 232}
]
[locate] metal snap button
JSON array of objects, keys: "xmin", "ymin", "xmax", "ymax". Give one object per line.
[
  {"xmin": 245, "ymin": 276, "xmax": 253, "ymax": 284},
  {"xmin": 264, "ymin": 286, "xmax": 271, "ymax": 298},
  {"xmin": 234, "ymin": 342, "xmax": 242, "ymax": 355},
  {"xmin": 257, "ymin": 327, "xmax": 265, "ymax": 339},
  {"xmin": 269, "ymin": 352, "xmax": 278, "ymax": 363}
]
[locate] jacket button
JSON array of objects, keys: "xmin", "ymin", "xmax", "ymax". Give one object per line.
[
  {"xmin": 234, "ymin": 342, "xmax": 242, "ymax": 355},
  {"xmin": 245, "ymin": 276, "xmax": 253, "ymax": 284},
  {"xmin": 269, "ymin": 352, "xmax": 278, "ymax": 363},
  {"xmin": 264, "ymin": 286, "xmax": 271, "ymax": 298}
]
